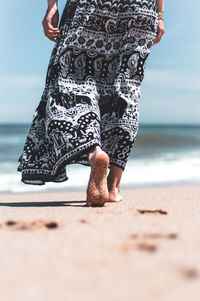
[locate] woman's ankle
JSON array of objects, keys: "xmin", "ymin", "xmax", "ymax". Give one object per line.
[
  {"xmin": 88, "ymin": 145, "xmax": 101, "ymax": 165},
  {"xmin": 107, "ymin": 166, "xmax": 122, "ymax": 191}
]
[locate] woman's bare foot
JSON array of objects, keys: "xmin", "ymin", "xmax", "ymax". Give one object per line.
[
  {"xmin": 107, "ymin": 165, "xmax": 123, "ymax": 203},
  {"xmin": 107, "ymin": 186, "xmax": 123, "ymax": 203},
  {"xmin": 86, "ymin": 146, "xmax": 109, "ymax": 207}
]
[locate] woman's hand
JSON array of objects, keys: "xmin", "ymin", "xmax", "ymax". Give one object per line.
[
  {"xmin": 42, "ymin": 6, "xmax": 60, "ymax": 42},
  {"xmin": 153, "ymin": 19, "xmax": 165, "ymax": 45}
]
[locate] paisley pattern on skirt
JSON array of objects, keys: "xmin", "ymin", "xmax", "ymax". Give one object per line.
[{"xmin": 17, "ymin": 0, "xmax": 159, "ymax": 185}]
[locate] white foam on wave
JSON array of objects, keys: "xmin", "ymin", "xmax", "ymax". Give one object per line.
[
  {"xmin": 0, "ymin": 150, "xmax": 200, "ymax": 193},
  {"xmin": 122, "ymin": 151, "xmax": 200, "ymax": 186},
  {"xmin": 0, "ymin": 163, "xmax": 91, "ymax": 193}
]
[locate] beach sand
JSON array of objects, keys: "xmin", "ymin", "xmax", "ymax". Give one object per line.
[{"xmin": 0, "ymin": 184, "xmax": 200, "ymax": 301}]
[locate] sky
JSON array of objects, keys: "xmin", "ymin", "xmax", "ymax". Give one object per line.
[{"xmin": 0, "ymin": 0, "xmax": 200, "ymax": 124}]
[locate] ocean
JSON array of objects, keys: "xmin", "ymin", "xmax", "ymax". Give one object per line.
[{"xmin": 0, "ymin": 123, "xmax": 200, "ymax": 193}]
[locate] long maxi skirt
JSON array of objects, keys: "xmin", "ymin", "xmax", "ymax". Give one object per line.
[{"xmin": 17, "ymin": 0, "xmax": 159, "ymax": 185}]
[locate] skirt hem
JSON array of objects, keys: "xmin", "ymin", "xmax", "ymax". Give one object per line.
[{"xmin": 19, "ymin": 141, "xmax": 101, "ymax": 185}]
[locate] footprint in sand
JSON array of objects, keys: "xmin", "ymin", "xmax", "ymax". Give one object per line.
[
  {"xmin": 167, "ymin": 233, "xmax": 178, "ymax": 239},
  {"xmin": 30, "ymin": 220, "xmax": 58, "ymax": 230},
  {"xmin": 137, "ymin": 209, "xmax": 168, "ymax": 215},
  {"xmin": 120, "ymin": 232, "xmax": 178, "ymax": 254},
  {"xmin": 3, "ymin": 220, "xmax": 59, "ymax": 231},
  {"xmin": 119, "ymin": 241, "xmax": 158, "ymax": 253},
  {"xmin": 137, "ymin": 242, "xmax": 157, "ymax": 253},
  {"xmin": 79, "ymin": 219, "xmax": 88, "ymax": 224},
  {"xmin": 45, "ymin": 222, "xmax": 58, "ymax": 229},
  {"xmin": 129, "ymin": 233, "xmax": 178, "ymax": 240},
  {"xmin": 4, "ymin": 220, "xmax": 29, "ymax": 230},
  {"xmin": 180, "ymin": 267, "xmax": 199, "ymax": 280},
  {"xmin": 6, "ymin": 220, "xmax": 17, "ymax": 226}
]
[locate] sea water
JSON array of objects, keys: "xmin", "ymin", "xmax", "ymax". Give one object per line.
[{"xmin": 0, "ymin": 123, "xmax": 200, "ymax": 193}]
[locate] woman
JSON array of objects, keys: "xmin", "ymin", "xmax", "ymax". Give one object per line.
[{"xmin": 17, "ymin": 0, "xmax": 165, "ymax": 206}]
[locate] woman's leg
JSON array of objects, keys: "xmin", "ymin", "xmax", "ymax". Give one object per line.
[
  {"xmin": 86, "ymin": 146, "xmax": 110, "ymax": 207},
  {"xmin": 107, "ymin": 165, "xmax": 123, "ymax": 202}
]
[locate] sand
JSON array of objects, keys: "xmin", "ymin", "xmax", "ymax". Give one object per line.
[{"xmin": 0, "ymin": 183, "xmax": 200, "ymax": 301}]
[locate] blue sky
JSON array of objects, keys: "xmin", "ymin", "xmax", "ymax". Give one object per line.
[{"xmin": 0, "ymin": 0, "xmax": 199, "ymax": 124}]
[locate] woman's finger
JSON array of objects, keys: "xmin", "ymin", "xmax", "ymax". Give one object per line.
[
  {"xmin": 46, "ymin": 33, "xmax": 59, "ymax": 39},
  {"xmin": 47, "ymin": 34, "xmax": 58, "ymax": 42},
  {"xmin": 43, "ymin": 27, "xmax": 59, "ymax": 34},
  {"xmin": 44, "ymin": 23, "xmax": 60, "ymax": 33},
  {"xmin": 47, "ymin": 24, "xmax": 60, "ymax": 32},
  {"xmin": 46, "ymin": 32, "xmax": 60, "ymax": 41},
  {"xmin": 48, "ymin": 33, "xmax": 59, "ymax": 38},
  {"xmin": 46, "ymin": 29, "xmax": 60, "ymax": 34},
  {"xmin": 42, "ymin": 19, "xmax": 60, "ymax": 32}
]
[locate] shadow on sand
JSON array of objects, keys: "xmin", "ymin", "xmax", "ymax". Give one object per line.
[{"xmin": 0, "ymin": 200, "xmax": 86, "ymax": 207}]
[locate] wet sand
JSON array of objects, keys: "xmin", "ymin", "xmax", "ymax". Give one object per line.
[{"xmin": 0, "ymin": 184, "xmax": 200, "ymax": 301}]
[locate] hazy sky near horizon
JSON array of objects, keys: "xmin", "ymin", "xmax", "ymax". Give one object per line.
[{"xmin": 0, "ymin": 0, "xmax": 200, "ymax": 124}]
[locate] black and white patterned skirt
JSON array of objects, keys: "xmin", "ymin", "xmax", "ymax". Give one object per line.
[{"xmin": 17, "ymin": 0, "xmax": 159, "ymax": 185}]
